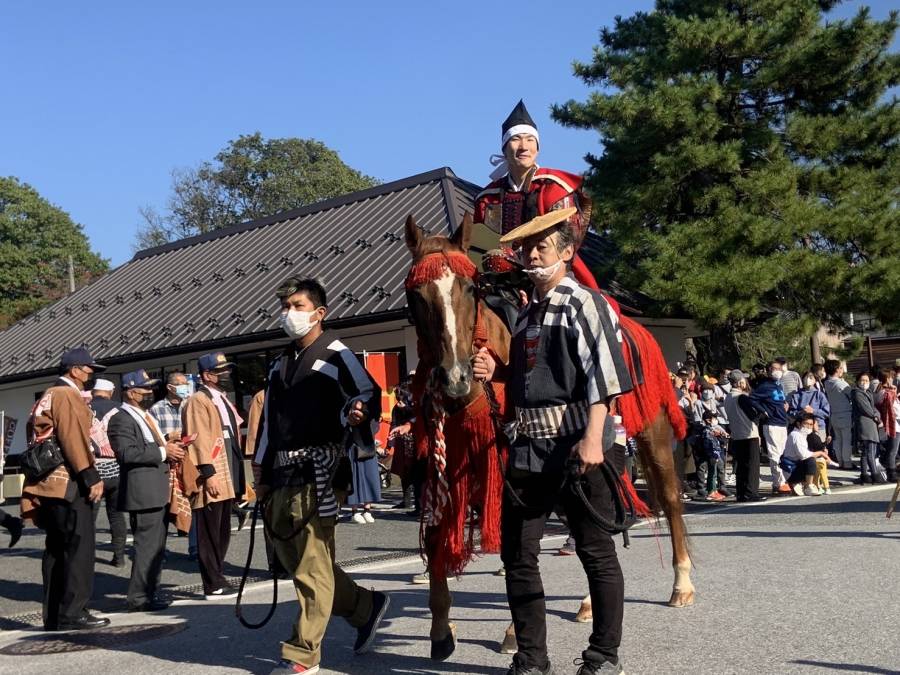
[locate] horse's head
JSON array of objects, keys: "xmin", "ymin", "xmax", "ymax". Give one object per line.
[{"xmin": 404, "ymin": 213, "xmax": 477, "ymax": 399}]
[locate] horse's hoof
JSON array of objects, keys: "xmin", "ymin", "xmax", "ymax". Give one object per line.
[
  {"xmin": 668, "ymin": 589, "xmax": 695, "ymax": 607},
  {"xmin": 430, "ymin": 624, "xmax": 456, "ymax": 661},
  {"xmin": 500, "ymin": 630, "xmax": 517, "ymax": 654},
  {"xmin": 574, "ymin": 602, "xmax": 593, "ymax": 623}
]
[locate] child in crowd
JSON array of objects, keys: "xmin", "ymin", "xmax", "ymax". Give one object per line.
[
  {"xmin": 809, "ymin": 422, "xmax": 838, "ymax": 494},
  {"xmin": 700, "ymin": 410, "xmax": 729, "ymax": 501}
]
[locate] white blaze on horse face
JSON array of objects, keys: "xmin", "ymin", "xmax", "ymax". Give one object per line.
[{"xmin": 433, "ymin": 268, "xmax": 465, "ymax": 389}]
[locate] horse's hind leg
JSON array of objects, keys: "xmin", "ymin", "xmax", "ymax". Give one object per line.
[{"xmin": 638, "ymin": 409, "xmax": 695, "ymax": 607}]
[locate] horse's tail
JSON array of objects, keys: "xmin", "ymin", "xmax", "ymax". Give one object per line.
[{"xmin": 617, "ymin": 315, "xmax": 688, "ymax": 442}]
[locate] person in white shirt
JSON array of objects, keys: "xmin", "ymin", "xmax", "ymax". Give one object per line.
[{"xmin": 782, "ymin": 413, "xmax": 831, "ymax": 497}]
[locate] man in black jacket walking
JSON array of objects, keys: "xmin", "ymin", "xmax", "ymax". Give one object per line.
[{"xmin": 107, "ymin": 370, "xmax": 184, "ymax": 611}]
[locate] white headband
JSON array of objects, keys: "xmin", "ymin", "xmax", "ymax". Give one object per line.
[{"xmin": 501, "ymin": 124, "xmax": 540, "ymax": 149}]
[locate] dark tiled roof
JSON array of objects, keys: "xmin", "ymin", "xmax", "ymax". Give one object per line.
[
  {"xmin": 0, "ymin": 168, "xmax": 476, "ymax": 383},
  {"xmin": 0, "ymin": 167, "xmax": 647, "ymax": 383}
]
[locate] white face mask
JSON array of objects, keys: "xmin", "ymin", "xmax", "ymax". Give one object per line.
[
  {"xmin": 800, "ymin": 427, "xmax": 813, "ymax": 436},
  {"xmin": 804, "ymin": 378, "xmax": 816, "ymax": 388},
  {"xmin": 702, "ymin": 390, "xmax": 715, "ymax": 401},
  {"xmin": 524, "ymin": 259, "xmax": 563, "ymax": 283},
  {"xmin": 771, "ymin": 370, "xmax": 783, "ymax": 381},
  {"xmin": 281, "ymin": 309, "xmax": 320, "ymax": 339}
]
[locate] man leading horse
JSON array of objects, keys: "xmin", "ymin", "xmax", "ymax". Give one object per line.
[{"xmin": 474, "ymin": 208, "xmax": 631, "ymax": 675}]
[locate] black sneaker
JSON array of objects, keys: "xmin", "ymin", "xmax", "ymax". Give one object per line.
[
  {"xmin": 353, "ymin": 590, "xmax": 390, "ymax": 654},
  {"xmin": 505, "ymin": 655, "xmax": 554, "ymax": 675},
  {"xmin": 574, "ymin": 657, "xmax": 624, "ymax": 674}
]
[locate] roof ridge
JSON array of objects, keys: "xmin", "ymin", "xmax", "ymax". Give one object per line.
[{"xmin": 131, "ymin": 166, "xmax": 460, "ymax": 261}]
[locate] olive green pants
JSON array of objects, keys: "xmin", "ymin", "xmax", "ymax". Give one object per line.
[{"xmin": 268, "ymin": 484, "xmax": 373, "ymax": 667}]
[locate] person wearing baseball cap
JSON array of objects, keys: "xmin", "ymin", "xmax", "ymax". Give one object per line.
[
  {"xmin": 107, "ymin": 369, "xmax": 183, "ymax": 611},
  {"xmin": 88, "ymin": 377, "xmax": 127, "ymax": 568},
  {"xmin": 473, "ymin": 209, "xmax": 633, "ymax": 675},
  {"xmin": 182, "ymin": 352, "xmax": 245, "ymax": 599},
  {"xmin": 20, "ymin": 347, "xmax": 109, "ymax": 631}
]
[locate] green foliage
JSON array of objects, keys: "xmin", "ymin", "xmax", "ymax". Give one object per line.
[
  {"xmin": 0, "ymin": 177, "xmax": 109, "ymax": 329},
  {"xmin": 733, "ymin": 315, "xmax": 818, "ymax": 370},
  {"xmin": 554, "ymin": 1, "xmax": 900, "ymax": 362},
  {"xmin": 136, "ymin": 133, "xmax": 379, "ymax": 249}
]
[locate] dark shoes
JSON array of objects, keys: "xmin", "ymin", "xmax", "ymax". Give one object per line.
[
  {"xmin": 127, "ymin": 597, "xmax": 171, "ymax": 612},
  {"xmin": 506, "ymin": 655, "xmax": 554, "ymax": 675},
  {"xmin": 574, "ymin": 658, "xmax": 624, "ymax": 674},
  {"xmin": 354, "ymin": 590, "xmax": 391, "ymax": 654},
  {"xmin": 48, "ymin": 612, "xmax": 111, "ymax": 631},
  {"xmin": 737, "ymin": 496, "xmax": 768, "ymax": 503},
  {"xmin": 111, "ymin": 554, "xmax": 126, "ymax": 568},
  {"xmin": 4, "ymin": 516, "xmax": 23, "ymax": 548}
]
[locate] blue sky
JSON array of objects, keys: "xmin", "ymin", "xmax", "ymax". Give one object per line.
[{"xmin": 1, "ymin": 1, "xmax": 895, "ymax": 267}]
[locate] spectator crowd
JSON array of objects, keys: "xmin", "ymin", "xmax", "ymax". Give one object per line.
[{"xmin": 671, "ymin": 356, "xmax": 900, "ymax": 503}]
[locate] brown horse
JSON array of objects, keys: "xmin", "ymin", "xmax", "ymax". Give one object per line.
[{"xmin": 403, "ymin": 212, "xmax": 694, "ymax": 661}]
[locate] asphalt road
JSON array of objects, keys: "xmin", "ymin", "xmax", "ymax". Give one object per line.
[{"xmin": 1, "ymin": 476, "xmax": 899, "ymax": 674}]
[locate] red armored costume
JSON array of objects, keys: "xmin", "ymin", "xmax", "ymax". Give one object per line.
[{"xmin": 472, "ymin": 101, "xmax": 600, "ymax": 294}]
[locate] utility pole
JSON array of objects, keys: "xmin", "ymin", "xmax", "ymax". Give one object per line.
[{"xmin": 67, "ymin": 255, "xmax": 76, "ymax": 294}]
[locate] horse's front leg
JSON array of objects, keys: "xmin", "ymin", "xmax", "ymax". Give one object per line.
[{"xmin": 428, "ymin": 567, "xmax": 456, "ymax": 660}]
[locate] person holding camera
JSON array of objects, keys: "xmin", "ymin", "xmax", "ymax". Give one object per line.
[
  {"xmin": 20, "ymin": 348, "xmax": 109, "ymax": 631},
  {"xmin": 474, "ymin": 209, "xmax": 633, "ymax": 675}
]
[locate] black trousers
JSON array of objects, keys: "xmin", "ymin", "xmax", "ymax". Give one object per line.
[
  {"xmin": 731, "ymin": 437, "xmax": 761, "ymax": 500},
  {"xmin": 38, "ymin": 495, "xmax": 96, "ymax": 628},
  {"xmin": 92, "ymin": 476, "xmax": 127, "ymax": 558},
  {"xmin": 501, "ymin": 468, "xmax": 623, "ymax": 669},
  {"xmin": 127, "ymin": 507, "xmax": 168, "ymax": 606},
  {"xmin": 195, "ymin": 499, "xmax": 232, "ymax": 594}
]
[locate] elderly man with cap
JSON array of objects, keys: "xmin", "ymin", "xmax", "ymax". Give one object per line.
[
  {"xmin": 474, "ymin": 210, "xmax": 633, "ymax": 675},
  {"xmin": 182, "ymin": 352, "xmax": 245, "ymax": 599},
  {"xmin": 21, "ymin": 347, "xmax": 110, "ymax": 631},
  {"xmin": 89, "ymin": 378, "xmax": 128, "ymax": 567},
  {"xmin": 107, "ymin": 370, "xmax": 182, "ymax": 611}
]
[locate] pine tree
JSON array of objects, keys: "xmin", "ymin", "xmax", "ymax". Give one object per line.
[{"xmin": 554, "ymin": 0, "xmax": 899, "ymax": 367}]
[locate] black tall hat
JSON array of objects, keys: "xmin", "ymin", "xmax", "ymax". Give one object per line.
[{"xmin": 501, "ymin": 100, "xmax": 539, "ymax": 146}]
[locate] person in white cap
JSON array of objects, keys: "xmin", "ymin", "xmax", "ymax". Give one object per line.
[{"xmin": 89, "ymin": 378, "xmax": 127, "ymax": 567}]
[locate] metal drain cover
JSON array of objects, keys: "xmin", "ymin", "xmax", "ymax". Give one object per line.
[{"xmin": 0, "ymin": 621, "xmax": 186, "ymax": 655}]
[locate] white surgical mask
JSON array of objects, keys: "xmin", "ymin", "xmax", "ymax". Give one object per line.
[
  {"xmin": 771, "ymin": 370, "xmax": 783, "ymax": 381},
  {"xmin": 800, "ymin": 427, "xmax": 813, "ymax": 436},
  {"xmin": 524, "ymin": 259, "xmax": 562, "ymax": 282},
  {"xmin": 702, "ymin": 390, "xmax": 715, "ymax": 401},
  {"xmin": 281, "ymin": 309, "xmax": 320, "ymax": 338}
]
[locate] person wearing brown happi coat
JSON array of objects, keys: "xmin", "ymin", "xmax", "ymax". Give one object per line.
[
  {"xmin": 21, "ymin": 348, "xmax": 110, "ymax": 631},
  {"xmin": 182, "ymin": 352, "xmax": 244, "ymax": 598}
]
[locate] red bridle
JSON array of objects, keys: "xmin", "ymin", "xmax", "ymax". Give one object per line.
[{"xmin": 404, "ymin": 251, "xmax": 478, "ymax": 289}]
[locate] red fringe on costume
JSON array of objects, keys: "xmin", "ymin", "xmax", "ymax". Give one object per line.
[
  {"xmin": 572, "ymin": 253, "xmax": 686, "ymax": 519},
  {"xmin": 412, "ymin": 382, "xmax": 506, "ymax": 581}
]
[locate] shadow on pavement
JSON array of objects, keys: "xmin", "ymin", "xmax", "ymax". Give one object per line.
[{"xmin": 792, "ymin": 659, "xmax": 900, "ymax": 674}]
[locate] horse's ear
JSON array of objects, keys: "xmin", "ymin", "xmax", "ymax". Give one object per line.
[
  {"xmin": 404, "ymin": 215, "xmax": 422, "ymax": 257},
  {"xmin": 449, "ymin": 212, "xmax": 473, "ymax": 252}
]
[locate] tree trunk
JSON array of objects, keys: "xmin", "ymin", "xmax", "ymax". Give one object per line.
[
  {"xmin": 693, "ymin": 323, "xmax": 742, "ymax": 374},
  {"xmin": 810, "ymin": 335, "xmax": 822, "ymax": 365}
]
